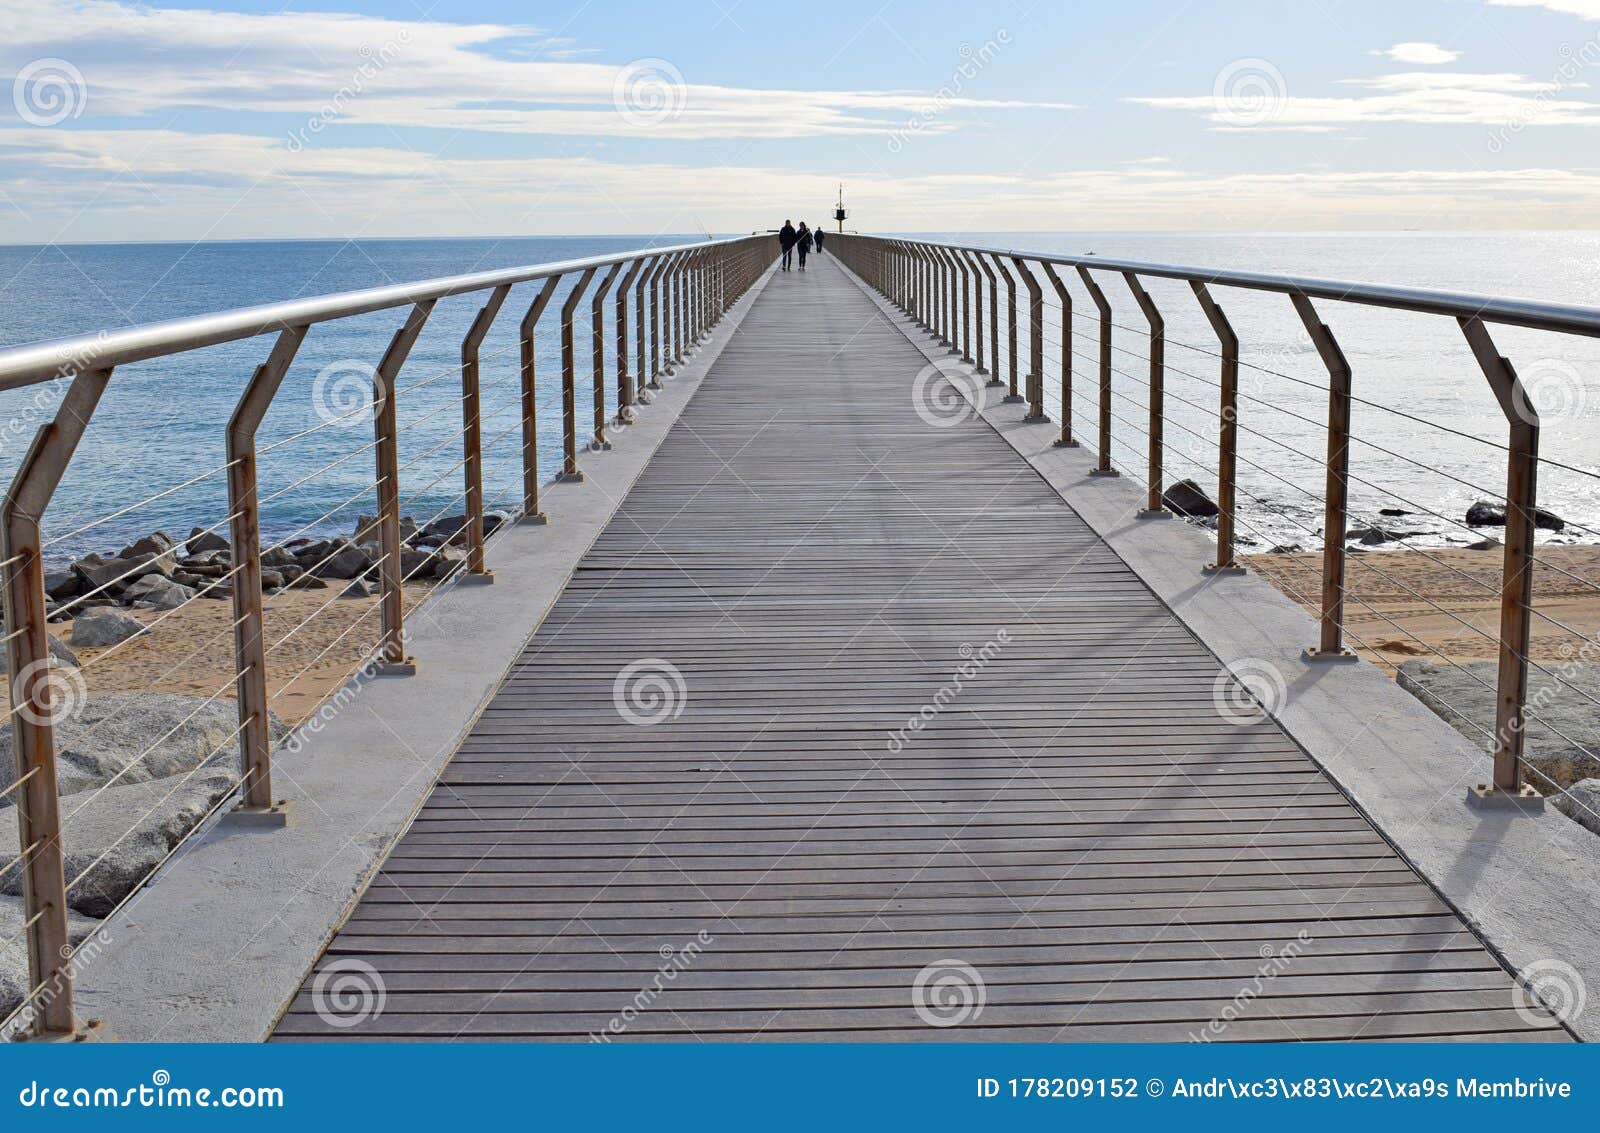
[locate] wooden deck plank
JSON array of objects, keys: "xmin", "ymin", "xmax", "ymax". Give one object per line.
[{"xmin": 271, "ymin": 256, "xmax": 1564, "ymax": 1043}]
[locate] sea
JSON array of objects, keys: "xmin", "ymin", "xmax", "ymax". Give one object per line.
[{"xmin": 3, "ymin": 231, "xmax": 1600, "ymax": 565}]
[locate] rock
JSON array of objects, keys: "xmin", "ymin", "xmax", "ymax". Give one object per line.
[
  {"xmin": 0, "ymin": 692, "xmax": 287, "ymax": 803},
  {"xmin": 124, "ymin": 576, "xmax": 195, "ymax": 611},
  {"xmin": 340, "ymin": 578, "xmax": 374, "ymax": 599},
  {"xmin": 119, "ymin": 532, "xmax": 173, "ymax": 559},
  {"xmin": 260, "ymin": 546, "xmax": 297, "ymax": 568},
  {"xmin": 186, "ymin": 528, "xmax": 229, "ymax": 555},
  {"xmin": 44, "ymin": 570, "xmax": 82, "ymax": 601},
  {"xmin": 1466, "ymin": 500, "xmax": 1506, "ymax": 526},
  {"xmin": 1397, "ymin": 660, "xmax": 1600, "ymax": 792},
  {"xmin": 69, "ymin": 608, "xmax": 147, "ymax": 648},
  {"xmin": 1159, "ymin": 480, "xmax": 1218, "ymax": 518},
  {"xmin": 307, "ymin": 542, "xmax": 371, "ymax": 580},
  {"xmin": 0, "ymin": 634, "xmax": 78, "ymax": 673},
  {"xmin": 1268, "ymin": 544, "xmax": 1303, "ymax": 554},
  {"xmin": 1553, "ymin": 778, "xmax": 1600, "ymax": 837},
  {"xmin": 432, "ymin": 545, "xmax": 467, "ymax": 580},
  {"xmin": 0, "ymin": 768, "xmax": 239, "ymax": 917},
  {"xmin": 484, "ymin": 511, "xmax": 510, "ymax": 537},
  {"xmin": 1467, "ymin": 538, "xmax": 1501, "ymax": 551},
  {"xmin": 354, "ymin": 514, "xmax": 418, "ymax": 544},
  {"xmin": 1535, "ymin": 508, "xmax": 1565, "ymax": 532},
  {"xmin": 259, "ymin": 569, "xmax": 286, "ymax": 591},
  {"xmin": 400, "ymin": 549, "xmax": 434, "ymax": 579},
  {"xmin": 71, "ymin": 551, "xmax": 171, "ymax": 595},
  {"xmin": 1, "ymin": 894, "xmax": 103, "ymax": 1023},
  {"xmin": 1379, "ymin": 508, "xmax": 1412, "ymax": 517},
  {"xmin": 289, "ymin": 574, "xmax": 327, "ymax": 590}
]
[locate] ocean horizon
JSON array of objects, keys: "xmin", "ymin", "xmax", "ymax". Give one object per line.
[{"xmin": 4, "ymin": 229, "xmax": 1599, "ymax": 565}]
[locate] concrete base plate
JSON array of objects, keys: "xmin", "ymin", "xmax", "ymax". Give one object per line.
[
  {"xmin": 555, "ymin": 471, "xmax": 586, "ymax": 483},
  {"xmin": 13, "ymin": 1018, "xmax": 110, "ymax": 1043},
  {"xmin": 1088, "ymin": 468, "xmax": 1119, "ymax": 478},
  {"xmin": 1053, "ymin": 439, "xmax": 1081, "ymax": 448},
  {"xmin": 1001, "ymin": 393, "xmax": 1025, "ymax": 404},
  {"xmin": 372, "ymin": 658, "xmax": 417, "ymax": 677},
  {"xmin": 459, "ymin": 571, "xmax": 495, "ymax": 586},
  {"xmin": 1202, "ymin": 562, "xmax": 1248, "ymax": 576},
  {"xmin": 224, "ymin": 800, "xmax": 295, "ymax": 829},
  {"xmin": 590, "ymin": 439, "xmax": 613, "ymax": 451},
  {"xmin": 1466, "ymin": 784, "xmax": 1546, "ymax": 813},
  {"xmin": 518, "ymin": 512, "xmax": 548, "ymax": 526},
  {"xmin": 1137, "ymin": 509, "xmax": 1173, "ymax": 520},
  {"xmin": 1302, "ymin": 646, "xmax": 1359, "ymax": 663}
]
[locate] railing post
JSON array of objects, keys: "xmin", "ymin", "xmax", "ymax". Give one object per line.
[
  {"xmin": 954, "ymin": 250, "xmax": 973, "ymax": 364},
  {"xmin": 1191, "ymin": 282, "xmax": 1243, "ymax": 575},
  {"xmin": 1460, "ymin": 316, "xmax": 1544, "ymax": 808},
  {"xmin": 1076, "ymin": 267, "xmax": 1116, "ymax": 477},
  {"xmin": 1123, "ymin": 273, "xmax": 1167, "ymax": 516},
  {"xmin": 647, "ymin": 252, "xmax": 675, "ymax": 392},
  {"xmin": 1, "ymin": 366, "xmax": 111, "ymax": 1039},
  {"xmin": 374, "ymin": 299, "xmax": 434, "ymax": 675},
  {"xmin": 615, "ymin": 258, "xmax": 645, "ymax": 425},
  {"xmin": 990, "ymin": 253, "xmax": 1021, "ymax": 403},
  {"xmin": 227, "ymin": 326, "xmax": 307, "ymax": 826},
  {"xmin": 1041, "ymin": 263, "xmax": 1077, "ymax": 448},
  {"xmin": 1291, "ymin": 293, "xmax": 1355, "ymax": 661},
  {"xmin": 590, "ymin": 261, "xmax": 622, "ymax": 451},
  {"xmin": 517, "ymin": 276, "xmax": 560, "ymax": 524},
  {"xmin": 1012, "ymin": 257, "xmax": 1047, "ymax": 422},
  {"xmin": 936, "ymin": 248, "xmax": 954, "ymax": 350},
  {"xmin": 964, "ymin": 250, "xmax": 990, "ymax": 377},
  {"xmin": 634, "ymin": 254, "xmax": 656, "ymax": 406},
  {"xmin": 560, "ymin": 267, "xmax": 597, "ymax": 482},
  {"xmin": 461, "ymin": 283, "xmax": 511, "ymax": 579}
]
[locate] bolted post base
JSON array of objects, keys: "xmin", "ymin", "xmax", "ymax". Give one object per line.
[
  {"xmin": 14, "ymin": 1018, "xmax": 110, "ymax": 1043},
  {"xmin": 459, "ymin": 570, "xmax": 495, "ymax": 586},
  {"xmin": 373, "ymin": 658, "xmax": 418, "ymax": 677},
  {"xmin": 1302, "ymin": 646, "xmax": 1358, "ymax": 663},
  {"xmin": 1053, "ymin": 438, "xmax": 1081, "ymax": 448},
  {"xmin": 1088, "ymin": 468, "xmax": 1119, "ymax": 478},
  {"xmin": 226, "ymin": 799, "xmax": 295, "ymax": 829},
  {"xmin": 590, "ymin": 438, "xmax": 613, "ymax": 452},
  {"xmin": 1202, "ymin": 561, "xmax": 1247, "ymax": 577},
  {"xmin": 1465, "ymin": 783, "xmax": 1545, "ymax": 813},
  {"xmin": 519, "ymin": 512, "xmax": 549, "ymax": 526},
  {"xmin": 1001, "ymin": 394, "xmax": 1026, "ymax": 404},
  {"xmin": 555, "ymin": 470, "xmax": 586, "ymax": 483},
  {"xmin": 1023, "ymin": 413, "xmax": 1049, "ymax": 423},
  {"xmin": 1136, "ymin": 509, "xmax": 1173, "ymax": 520}
]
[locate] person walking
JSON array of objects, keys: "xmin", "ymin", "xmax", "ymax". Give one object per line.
[
  {"xmin": 796, "ymin": 222, "xmax": 813, "ymax": 270},
  {"xmin": 813, "ymin": 228, "xmax": 826, "ymax": 255},
  {"xmin": 778, "ymin": 219, "xmax": 796, "ymax": 271}
]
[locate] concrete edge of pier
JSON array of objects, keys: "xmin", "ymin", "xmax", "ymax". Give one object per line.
[
  {"xmin": 73, "ymin": 263, "xmax": 779, "ymax": 1043},
  {"xmin": 840, "ymin": 263, "xmax": 1598, "ymax": 1043}
]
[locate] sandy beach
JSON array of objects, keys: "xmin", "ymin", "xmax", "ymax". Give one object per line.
[
  {"xmin": 1245, "ymin": 543, "xmax": 1600, "ymax": 672},
  {"xmin": 13, "ymin": 583, "xmax": 438, "ymax": 726}
]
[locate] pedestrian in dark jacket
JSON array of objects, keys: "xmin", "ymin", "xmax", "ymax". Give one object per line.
[
  {"xmin": 796, "ymin": 222, "xmax": 813, "ymax": 270},
  {"xmin": 779, "ymin": 220, "xmax": 796, "ymax": 271},
  {"xmin": 814, "ymin": 229, "xmax": 826, "ymax": 255}
]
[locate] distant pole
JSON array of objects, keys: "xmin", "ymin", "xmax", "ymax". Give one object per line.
[{"xmin": 834, "ymin": 183, "xmax": 848, "ymax": 234}]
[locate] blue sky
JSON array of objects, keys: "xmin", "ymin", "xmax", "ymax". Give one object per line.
[{"xmin": 3, "ymin": 0, "xmax": 1600, "ymax": 241}]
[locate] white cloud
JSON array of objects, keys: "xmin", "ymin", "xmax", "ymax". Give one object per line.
[
  {"xmin": 1374, "ymin": 42, "xmax": 1462, "ymax": 65},
  {"xmin": 1489, "ymin": 0, "xmax": 1600, "ymax": 17},
  {"xmin": 0, "ymin": 0, "xmax": 1072, "ymax": 140},
  {"xmin": 1133, "ymin": 71, "xmax": 1600, "ymax": 130}
]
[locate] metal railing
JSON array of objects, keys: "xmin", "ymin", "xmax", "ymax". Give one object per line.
[
  {"xmin": 0, "ymin": 234, "xmax": 772, "ymax": 1038},
  {"xmin": 834, "ymin": 232, "xmax": 1600, "ymax": 817}
]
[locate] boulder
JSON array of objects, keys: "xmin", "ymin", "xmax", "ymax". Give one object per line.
[
  {"xmin": 400, "ymin": 548, "xmax": 434, "ymax": 579},
  {"xmin": 71, "ymin": 551, "xmax": 171, "ymax": 595},
  {"xmin": 1467, "ymin": 537, "xmax": 1501, "ymax": 551},
  {"xmin": 1553, "ymin": 778, "xmax": 1600, "ymax": 838},
  {"xmin": 1267, "ymin": 544, "xmax": 1303, "ymax": 554},
  {"xmin": 124, "ymin": 576, "xmax": 195, "ymax": 611},
  {"xmin": 0, "ymin": 768, "xmax": 239, "ymax": 917},
  {"xmin": 353, "ymin": 514, "xmax": 418, "ymax": 544},
  {"xmin": 307, "ymin": 542, "xmax": 371, "ymax": 580},
  {"xmin": 1379, "ymin": 508, "xmax": 1412, "ymax": 517},
  {"xmin": 186, "ymin": 528, "xmax": 230, "ymax": 555},
  {"xmin": 1466, "ymin": 500, "xmax": 1506, "ymax": 526},
  {"xmin": 1535, "ymin": 508, "xmax": 1566, "ymax": 532},
  {"xmin": 260, "ymin": 546, "xmax": 298, "ymax": 568},
  {"xmin": 259, "ymin": 569, "xmax": 286, "ymax": 591},
  {"xmin": 340, "ymin": 578, "xmax": 374, "ymax": 599},
  {"xmin": 44, "ymin": 570, "xmax": 82, "ymax": 601},
  {"xmin": 119, "ymin": 532, "xmax": 173, "ymax": 559},
  {"xmin": 1159, "ymin": 480, "xmax": 1218, "ymax": 519},
  {"xmin": 0, "ymin": 633, "xmax": 78, "ymax": 672},
  {"xmin": 432, "ymin": 545, "xmax": 468, "ymax": 580},
  {"xmin": 288, "ymin": 574, "xmax": 326, "ymax": 590},
  {"xmin": 69, "ymin": 608, "xmax": 147, "ymax": 648},
  {"xmin": 1, "ymin": 895, "xmax": 103, "ymax": 1024},
  {"xmin": 0, "ymin": 691, "xmax": 287, "ymax": 802}
]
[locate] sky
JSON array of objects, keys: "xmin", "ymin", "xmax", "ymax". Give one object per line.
[{"xmin": 3, "ymin": 0, "xmax": 1600, "ymax": 241}]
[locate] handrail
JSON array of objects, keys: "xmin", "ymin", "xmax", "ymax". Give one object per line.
[
  {"xmin": 0, "ymin": 236, "xmax": 748, "ymax": 392},
  {"xmin": 883, "ymin": 237, "xmax": 1600, "ymax": 339},
  {"xmin": 0, "ymin": 231, "xmax": 774, "ymax": 1038},
  {"xmin": 833, "ymin": 230, "xmax": 1573, "ymax": 821}
]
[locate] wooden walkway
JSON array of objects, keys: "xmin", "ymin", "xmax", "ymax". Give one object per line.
[{"xmin": 274, "ymin": 255, "xmax": 1564, "ymax": 1042}]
